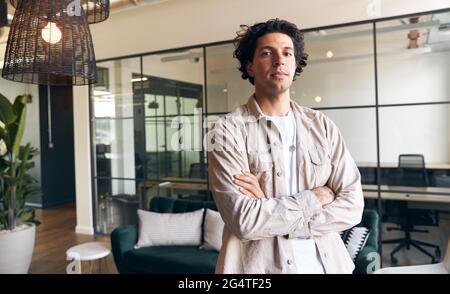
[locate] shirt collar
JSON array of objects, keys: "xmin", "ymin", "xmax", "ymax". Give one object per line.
[{"xmin": 246, "ymin": 94, "xmax": 314, "ymax": 123}]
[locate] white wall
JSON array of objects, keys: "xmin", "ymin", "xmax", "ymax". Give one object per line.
[
  {"xmin": 90, "ymin": 0, "xmax": 450, "ymax": 60},
  {"xmin": 73, "ymin": 86, "xmax": 94, "ymax": 235}
]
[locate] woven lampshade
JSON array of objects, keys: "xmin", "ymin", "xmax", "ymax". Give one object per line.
[
  {"xmin": 83, "ymin": 0, "xmax": 110, "ymax": 24},
  {"xmin": 2, "ymin": 0, "xmax": 97, "ymax": 85},
  {"xmin": 9, "ymin": 0, "xmax": 19, "ymax": 8},
  {"xmin": 10, "ymin": 0, "xmax": 109, "ymax": 24}
]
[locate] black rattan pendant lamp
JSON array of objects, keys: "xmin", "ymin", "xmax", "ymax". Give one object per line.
[
  {"xmin": 82, "ymin": 0, "xmax": 110, "ymax": 24},
  {"xmin": 9, "ymin": 0, "xmax": 110, "ymax": 24},
  {"xmin": 2, "ymin": 0, "xmax": 98, "ymax": 85}
]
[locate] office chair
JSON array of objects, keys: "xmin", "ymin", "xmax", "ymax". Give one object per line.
[
  {"xmin": 188, "ymin": 163, "xmax": 208, "ymax": 179},
  {"xmin": 382, "ymin": 154, "xmax": 441, "ymax": 264},
  {"xmin": 177, "ymin": 163, "xmax": 210, "ymax": 201}
]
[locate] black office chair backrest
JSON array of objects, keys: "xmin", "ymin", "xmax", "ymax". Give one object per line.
[
  {"xmin": 398, "ymin": 154, "xmax": 426, "ymax": 168},
  {"xmin": 398, "ymin": 154, "xmax": 428, "ymax": 187},
  {"xmin": 189, "ymin": 163, "xmax": 207, "ymax": 179}
]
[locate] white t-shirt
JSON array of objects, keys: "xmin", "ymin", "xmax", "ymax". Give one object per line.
[{"xmin": 266, "ymin": 110, "xmax": 325, "ymax": 274}]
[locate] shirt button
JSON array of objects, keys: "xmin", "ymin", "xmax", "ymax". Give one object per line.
[
  {"xmin": 287, "ymin": 259, "xmax": 293, "ymax": 265},
  {"xmin": 277, "ymin": 171, "xmax": 282, "ymax": 177}
]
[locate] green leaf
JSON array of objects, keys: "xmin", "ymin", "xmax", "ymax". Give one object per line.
[
  {"xmin": 0, "ymin": 93, "xmax": 17, "ymax": 125},
  {"xmin": 0, "ymin": 94, "xmax": 40, "ymax": 230},
  {"xmin": 17, "ymin": 144, "xmax": 31, "ymax": 179},
  {"xmin": 0, "ymin": 127, "xmax": 9, "ymax": 150},
  {"xmin": 11, "ymin": 97, "xmax": 27, "ymax": 158},
  {"xmin": 29, "ymin": 219, "xmax": 41, "ymax": 226}
]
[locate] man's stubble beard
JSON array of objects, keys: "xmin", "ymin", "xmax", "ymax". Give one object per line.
[{"xmin": 257, "ymin": 78, "xmax": 293, "ymax": 97}]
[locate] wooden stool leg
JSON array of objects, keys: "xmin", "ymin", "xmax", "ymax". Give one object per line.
[
  {"xmin": 89, "ymin": 261, "xmax": 94, "ymax": 274},
  {"xmin": 98, "ymin": 258, "xmax": 102, "ymax": 274},
  {"xmin": 105, "ymin": 257, "xmax": 109, "ymax": 274}
]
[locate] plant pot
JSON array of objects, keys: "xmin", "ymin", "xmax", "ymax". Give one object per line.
[{"xmin": 0, "ymin": 223, "xmax": 36, "ymax": 274}]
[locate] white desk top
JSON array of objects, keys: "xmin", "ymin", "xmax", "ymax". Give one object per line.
[{"xmin": 362, "ymin": 185, "xmax": 450, "ymax": 203}]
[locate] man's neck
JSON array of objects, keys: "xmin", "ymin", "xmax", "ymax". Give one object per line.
[{"xmin": 254, "ymin": 89, "xmax": 291, "ymax": 117}]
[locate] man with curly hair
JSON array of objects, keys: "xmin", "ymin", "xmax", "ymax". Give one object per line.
[{"xmin": 207, "ymin": 19, "xmax": 364, "ymax": 274}]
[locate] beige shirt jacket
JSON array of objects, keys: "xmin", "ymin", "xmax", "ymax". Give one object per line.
[{"xmin": 207, "ymin": 96, "xmax": 365, "ymax": 274}]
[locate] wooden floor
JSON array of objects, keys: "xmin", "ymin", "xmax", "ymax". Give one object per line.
[
  {"xmin": 29, "ymin": 203, "xmax": 117, "ymax": 274},
  {"xmin": 29, "ymin": 203, "xmax": 450, "ymax": 274}
]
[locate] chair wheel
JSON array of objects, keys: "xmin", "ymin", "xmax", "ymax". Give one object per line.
[
  {"xmin": 390, "ymin": 256, "xmax": 398, "ymax": 265},
  {"xmin": 435, "ymin": 249, "xmax": 441, "ymax": 259}
]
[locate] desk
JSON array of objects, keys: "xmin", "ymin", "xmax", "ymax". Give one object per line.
[
  {"xmin": 137, "ymin": 178, "xmax": 207, "ymax": 189},
  {"xmin": 159, "ymin": 181, "xmax": 208, "ymax": 191},
  {"xmin": 137, "ymin": 177, "xmax": 209, "ymax": 205},
  {"xmin": 138, "ymin": 180, "xmax": 450, "ymax": 203},
  {"xmin": 357, "ymin": 164, "xmax": 450, "ymax": 187},
  {"xmin": 357, "ymin": 162, "xmax": 450, "ymax": 169},
  {"xmin": 161, "ymin": 177, "xmax": 207, "ymax": 185},
  {"xmin": 362, "ymin": 185, "xmax": 450, "ymax": 203}
]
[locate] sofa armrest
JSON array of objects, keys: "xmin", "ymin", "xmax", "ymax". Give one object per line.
[
  {"xmin": 111, "ymin": 225, "xmax": 138, "ymax": 274},
  {"xmin": 353, "ymin": 245, "xmax": 378, "ymax": 274}
]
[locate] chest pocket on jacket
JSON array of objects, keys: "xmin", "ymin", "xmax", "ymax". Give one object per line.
[
  {"xmin": 308, "ymin": 146, "xmax": 332, "ymax": 187},
  {"xmin": 247, "ymin": 152, "xmax": 274, "ymax": 198}
]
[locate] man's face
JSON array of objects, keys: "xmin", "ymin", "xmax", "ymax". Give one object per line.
[{"xmin": 247, "ymin": 32, "xmax": 297, "ymax": 95}]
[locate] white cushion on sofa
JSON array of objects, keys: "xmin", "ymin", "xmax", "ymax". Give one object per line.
[
  {"xmin": 341, "ymin": 226, "xmax": 370, "ymax": 261},
  {"xmin": 201, "ymin": 209, "xmax": 224, "ymax": 252},
  {"xmin": 135, "ymin": 208, "xmax": 204, "ymax": 248}
]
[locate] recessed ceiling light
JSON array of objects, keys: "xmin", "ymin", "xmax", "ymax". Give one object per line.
[
  {"xmin": 315, "ymin": 96, "xmax": 322, "ymax": 103},
  {"xmin": 131, "ymin": 77, "xmax": 148, "ymax": 82},
  {"xmin": 326, "ymin": 51, "xmax": 334, "ymax": 58}
]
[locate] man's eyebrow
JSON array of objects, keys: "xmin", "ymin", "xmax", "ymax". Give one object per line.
[{"xmin": 258, "ymin": 45, "xmax": 294, "ymax": 51}]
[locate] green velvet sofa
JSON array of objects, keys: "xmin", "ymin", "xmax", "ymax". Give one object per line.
[{"xmin": 111, "ymin": 196, "xmax": 379, "ymax": 274}]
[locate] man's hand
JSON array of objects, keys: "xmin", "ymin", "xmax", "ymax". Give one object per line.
[
  {"xmin": 312, "ymin": 186, "xmax": 336, "ymax": 206},
  {"xmin": 233, "ymin": 171, "xmax": 266, "ymax": 199}
]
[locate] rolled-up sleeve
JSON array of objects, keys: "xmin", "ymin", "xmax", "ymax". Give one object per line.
[{"xmin": 208, "ymin": 117, "xmax": 323, "ymax": 242}]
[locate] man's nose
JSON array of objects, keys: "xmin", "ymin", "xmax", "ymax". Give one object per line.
[{"xmin": 273, "ymin": 52, "xmax": 286, "ymax": 66}]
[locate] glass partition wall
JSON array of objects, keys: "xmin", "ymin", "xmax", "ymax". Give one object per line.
[{"xmin": 90, "ymin": 9, "xmax": 450, "ymax": 266}]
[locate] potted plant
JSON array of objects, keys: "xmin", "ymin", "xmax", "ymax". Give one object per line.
[{"xmin": 0, "ymin": 93, "xmax": 41, "ymax": 274}]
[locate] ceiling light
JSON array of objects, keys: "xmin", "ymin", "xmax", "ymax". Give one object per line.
[
  {"xmin": 131, "ymin": 77, "xmax": 148, "ymax": 82},
  {"xmin": 41, "ymin": 22, "xmax": 62, "ymax": 44},
  {"xmin": 2, "ymin": 0, "xmax": 98, "ymax": 85}
]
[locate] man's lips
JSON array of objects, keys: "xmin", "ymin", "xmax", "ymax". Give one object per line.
[{"xmin": 270, "ymin": 72, "xmax": 288, "ymax": 78}]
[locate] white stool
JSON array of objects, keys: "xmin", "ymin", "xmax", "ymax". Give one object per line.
[{"xmin": 66, "ymin": 242, "xmax": 111, "ymax": 274}]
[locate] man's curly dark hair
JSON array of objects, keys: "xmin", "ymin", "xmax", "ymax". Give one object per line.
[{"xmin": 233, "ymin": 18, "xmax": 308, "ymax": 85}]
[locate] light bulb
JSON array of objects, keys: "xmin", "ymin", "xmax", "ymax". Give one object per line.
[
  {"xmin": 326, "ymin": 51, "xmax": 334, "ymax": 58},
  {"xmin": 41, "ymin": 22, "xmax": 62, "ymax": 44},
  {"xmin": 315, "ymin": 96, "xmax": 322, "ymax": 103}
]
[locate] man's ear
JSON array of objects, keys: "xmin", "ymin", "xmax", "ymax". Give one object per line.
[{"xmin": 246, "ymin": 62, "xmax": 254, "ymax": 78}]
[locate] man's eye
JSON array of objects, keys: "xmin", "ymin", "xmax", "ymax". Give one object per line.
[
  {"xmin": 285, "ymin": 52, "xmax": 293, "ymax": 56},
  {"xmin": 262, "ymin": 51, "xmax": 271, "ymax": 56}
]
